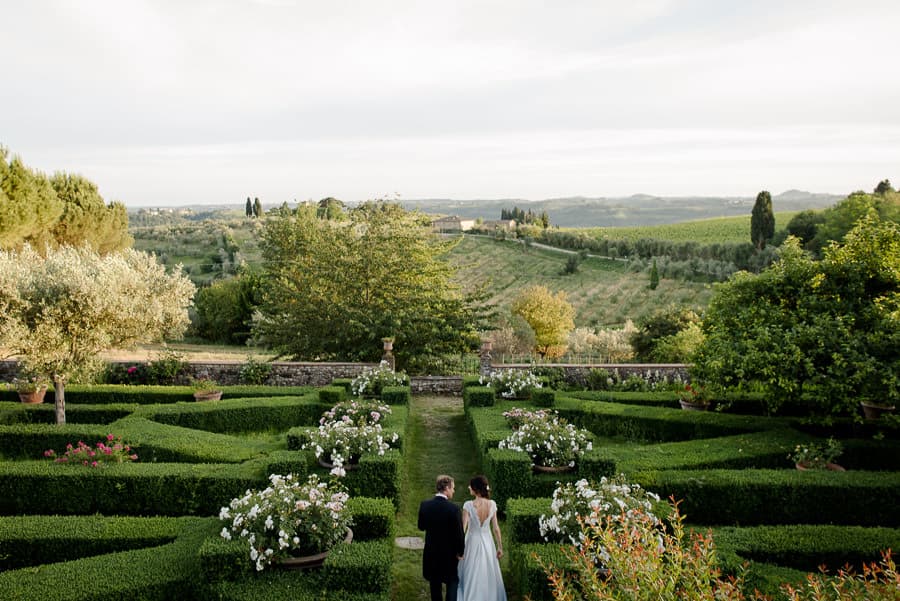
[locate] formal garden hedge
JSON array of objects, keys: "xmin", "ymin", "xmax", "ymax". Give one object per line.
[
  {"xmin": 0, "ymin": 385, "xmax": 405, "ymax": 600},
  {"xmin": 466, "ymin": 392, "xmax": 900, "ymax": 599}
]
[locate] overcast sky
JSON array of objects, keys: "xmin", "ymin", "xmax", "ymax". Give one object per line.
[{"xmin": 2, "ymin": 1, "xmax": 899, "ymax": 207}]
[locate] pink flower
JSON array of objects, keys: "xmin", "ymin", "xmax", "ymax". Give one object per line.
[
  {"xmin": 91, "ymin": 461, "xmax": 98, "ymax": 468},
  {"xmin": 130, "ymin": 454, "xmax": 138, "ymax": 460},
  {"xmin": 107, "ymin": 433, "xmax": 115, "ymax": 441},
  {"xmin": 44, "ymin": 450, "xmax": 54, "ymax": 457}
]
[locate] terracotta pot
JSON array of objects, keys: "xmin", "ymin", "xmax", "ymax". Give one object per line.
[
  {"xmin": 860, "ymin": 401, "xmax": 896, "ymax": 420},
  {"xmin": 533, "ymin": 463, "xmax": 574, "ymax": 474},
  {"xmin": 193, "ymin": 390, "xmax": 222, "ymax": 401},
  {"xmin": 795, "ymin": 461, "xmax": 846, "ymax": 472},
  {"xmin": 279, "ymin": 528, "xmax": 353, "ymax": 570},
  {"xmin": 18, "ymin": 387, "xmax": 47, "ymax": 404},
  {"xmin": 679, "ymin": 399, "xmax": 709, "ymax": 411}
]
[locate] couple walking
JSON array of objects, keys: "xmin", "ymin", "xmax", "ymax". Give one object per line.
[{"xmin": 418, "ymin": 474, "xmax": 507, "ymax": 601}]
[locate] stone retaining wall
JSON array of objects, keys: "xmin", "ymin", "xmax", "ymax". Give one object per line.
[{"xmin": 0, "ymin": 360, "xmax": 688, "ymax": 394}]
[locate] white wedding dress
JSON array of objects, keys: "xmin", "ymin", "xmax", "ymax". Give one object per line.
[{"xmin": 457, "ymin": 500, "xmax": 507, "ymax": 601}]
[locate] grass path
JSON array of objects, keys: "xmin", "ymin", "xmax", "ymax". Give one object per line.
[{"xmin": 391, "ymin": 395, "xmax": 518, "ymax": 600}]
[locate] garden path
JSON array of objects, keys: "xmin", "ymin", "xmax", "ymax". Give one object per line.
[{"xmin": 391, "ymin": 395, "xmax": 516, "ymax": 600}]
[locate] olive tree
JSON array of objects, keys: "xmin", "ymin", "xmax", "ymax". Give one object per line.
[{"xmin": 0, "ymin": 245, "xmax": 195, "ymax": 423}]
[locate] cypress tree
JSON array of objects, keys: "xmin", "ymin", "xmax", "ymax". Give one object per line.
[
  {"xmin": 649, "ymin": 259, "xmax": 659, "ymax": 290},
  {"xmin": 246, "ymin": 197, "xmax": 252, "ymax": 217},
  {"xmin": 751, "ymin": 190, "xmax": 775, "ymax": 250}
]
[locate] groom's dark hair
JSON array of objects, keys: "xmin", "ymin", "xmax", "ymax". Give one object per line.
[{"xmin": 435, "ymin": 474, "xmax": 454, "ymax": 493}]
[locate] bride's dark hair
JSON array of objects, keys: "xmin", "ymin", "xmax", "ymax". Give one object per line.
[{"xmin": 469, "ymin": 475, "xmax": 490, "ymax": 499}]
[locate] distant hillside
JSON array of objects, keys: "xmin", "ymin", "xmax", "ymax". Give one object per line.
[{"xmin": 401, "ymin": 191, "xmax": 841, "ymax": 227}]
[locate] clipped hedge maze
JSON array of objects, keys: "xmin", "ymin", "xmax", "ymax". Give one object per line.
[
  {"xmin": 466, "ymin": 392, "xmax": 900, "ymax": 600},
  {"xmin": 0, "ymin": 386, "xmax": 405, "ymax": 600}
]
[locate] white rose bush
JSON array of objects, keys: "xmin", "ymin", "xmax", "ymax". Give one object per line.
[
  {"xmin": 219, "ymin": 473, "xmax": 351, "ymax": 571},
  {"xmin": 498, "ymin": 411, "xmax": 592, "ymax": 468},
  {"xmin": 539, "ymin": 476, "xmax": 662, "ymax": 563}
]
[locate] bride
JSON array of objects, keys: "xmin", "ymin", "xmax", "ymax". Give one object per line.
[{"xmin": 457, "ymin": 475, "xmax": 507, "ymax": 601}]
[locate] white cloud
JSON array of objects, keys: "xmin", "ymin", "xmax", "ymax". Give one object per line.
[{"xmin": 1, "ymin": 0, "xmax": 898, "ymax": 205}]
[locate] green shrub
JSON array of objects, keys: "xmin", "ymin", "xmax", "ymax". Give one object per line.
[
  {"xmin": 464, "ymin": 386, "xmax": 495, "ymax": 407},
  {"xmin": 505, "ymin": 497, "xmax": 551, "ymax": 545},
  {"xmin": 146, "ymin": 348, "xmax": 189, "ymax": 385},
  {"xmin": 319, "ymin": 386, "xmax": 348, "ymax": 404},
  {"xmin": 510, "ymin": 543, "xmax": 572, "ymax": 601},
  {"xmin": 238, "ymin": 357, "xmax": 273, "ymax": 385},
  {"xmin": 0, "ymin": 515, "xmax": 204, "ymax": 570},
  {"xmin": 531, "ymin": 389, "xmax": 555, "ymax": 407},
  {"xmin": 380, "ymin": 385, "xmax": 410, "ymax": 405},
  {"xmin": 323, "ymin": 539, "xmax": 393, "ymax": 593},
  {"xmin": 462, "ymin": 375, "xmax": 482, "ymax": 389},
  {"xmin": 332, "ymin": 378, "xmax": 353, "ymax": 393},
  {"xmin": 0, "ymin": 402, "xmax": 136, "ymax": 426},
  {"xmin": 0, "ymin": 461, "xmax": 259, "ymax": 516},
  {"xmin": 346, "ymin": 497, "xmax": 395, "ymax": 540},
  {"xmin": 635, "ymin": 468, "xmax": 900, "ymax": 526},
  {"xmin": 140, "ymin": 394, "xmax": 325, "ymax": 434}
]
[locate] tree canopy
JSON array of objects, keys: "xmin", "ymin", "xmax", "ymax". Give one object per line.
[
  {"xmin": 0, "ymin": 245, "xmax": 195, "ymax": 423},
  {"xmin": 253, "ymin": 201, "xmax": 491, "ymax": 366},
  {"xmin": 692, "ymin": 214, "xmax": 900, "ymax": 417},
  {"xmin": 0, "ymin": 147, "xmax": 131, "ymax": 253},
  {"xmin": 510, "ymin": 285, "xmax": 575, "ymax": 359}
]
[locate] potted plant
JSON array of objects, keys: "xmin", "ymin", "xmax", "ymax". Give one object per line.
[
  {"xmin": 302, "ymin": 419, "xmax": 399, "ymax": 477},
  {"xmin": 538, "ymin": 476, "xmax": 662, "ymax": 547},
  {"xmin": 678, "ymin": 382, "xmax": 710, "ymax": 411},
  {"xmin": 480, "ymin": 369, "xmax": 543, "ymax": 399},
  {"xmin": 319, "ymin": 399, "xmax": 392, "ymax": 427},
  {"xmin": 219, "ymin": 473, "xmax": 352, "ymax": 571},
  {"xmin": 12, "ymin": 372, "xmax": 50, "ymax": 404},
  {"xmin": 498, "ymin": 412, "xmax": 592, "ymax": 471},
  {"xmin": 788, "ymin": 437, "xmax": 845, "ymax": 471},
  {"xmin": 350, "ymin": 361, "xmax": 409, "ymax": 397},
  {"xmin": 501, "ymin": 407, "xmax": 552, "ymax": 430},
  {"xmin": 192, "ymin": 376, "xmax": 222, "ymax": 401},
  {"xmin": 859, "ymin": 398, "xmax": 897, "ymax": 420}
]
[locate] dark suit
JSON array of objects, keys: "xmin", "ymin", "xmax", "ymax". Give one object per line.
[{"xmin": 418, "ymin": 494, "xmax": 465, "ymax": 601}]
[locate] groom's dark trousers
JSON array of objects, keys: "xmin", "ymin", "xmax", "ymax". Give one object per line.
[{"xmin": 418, "ymin": 495, "xmax": 465, "ymax": 601}]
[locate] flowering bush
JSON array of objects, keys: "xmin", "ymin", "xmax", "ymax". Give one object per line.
[
  {"xmin": 43, "ymin": 434, "xmax": 138, "ymax": 467},
  {"xmin": 320, "ymin": 399, "xmax": 392, "ymax": 426},
  {"xmin": 538, "ymin": 502, "xmax": 749, "ymax": 600},
  {"xmin": 678, "ymin": 382, "xmax": 707, "ymax": 404},
  {"xmin": 350, "ymin": 361, "xmax": 409, "ymax": 397},
  {"xmin": 219, "ymin": 473, "xmax": 351, "ymax": 571},
  {"xmin": 501, "ymin": 407, "xmax": 554, "ymax": 430},
  {"xmin": 498, "ymin": 414, "xmax": 591, "ymax": 467},
  {"xmin": 480, "ymin": 369, "xmax": 543, "ymax": 398},
  {"xmin": 302, "ymin": 420, "xmax": 399, "ymax": 477},
  {"xmin": 789, "ymin": 437, "xmax": 843, "ymax": 469},
  {"xmin": 539, "ymin": 476, "xmax": 661, "ymax": 548}
]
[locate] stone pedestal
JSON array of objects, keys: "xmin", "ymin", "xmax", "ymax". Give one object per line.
[
  {"xmin": 479, "ymin": 341, "xmax": 493, "ymax": 377},
  {"xmin": 381, "ymin": 340, "xmax": 395, "ymax": 370}
]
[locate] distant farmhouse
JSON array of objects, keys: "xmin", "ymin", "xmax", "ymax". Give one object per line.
[
  {"xmin": 431, "ymin": 216, "xmax": 476, "ymax": 232},
  {"xmin": 431, "ymin": 216, "xmax": 517, "ymax": 233},
  {"xmin": 480, "ymin": 219, "xmax": 516, "ymax": 231}
]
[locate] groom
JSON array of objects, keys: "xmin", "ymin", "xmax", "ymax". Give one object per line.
[{"xmin": 418, "ymin": 474, "xmax": 465, "ymax": 601}]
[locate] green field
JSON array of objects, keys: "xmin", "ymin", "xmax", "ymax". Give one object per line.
[
  {"xmin": 573, "ymin": 211, "xmax": 799, "ymax": 244},
  {"xmin": 447, "ymin": 235, "xmax": 713, "ymax": 327}
]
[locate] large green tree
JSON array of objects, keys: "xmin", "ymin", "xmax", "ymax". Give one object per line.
[
  {"xmin": 0, "ymin": 245, "xmax": 195, "ymax": 423},
  {"xmin": 253, "ymin": 201, "xmax": 490, "ymax": 364},
  {"xmin": 809, "ymin": 190, "xmax": 900, "ymax": 255},
  {"xmin": 510, "ymin": 285, "xmax": 575, "ymax": 359},
  {"xmin": 692, "ymin": 214, "xmax": 900, "ymax": 417},
  {"xmin": 50, "ymin": 173, "xmax": 132, "ymax": 253},
  {"xmin": 750, "ymin": 190, "xmax": 775, "ymax": 250},
  {"xmin": 0, "ymin": 147, "xmax": 131, "ymax": 253}
]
